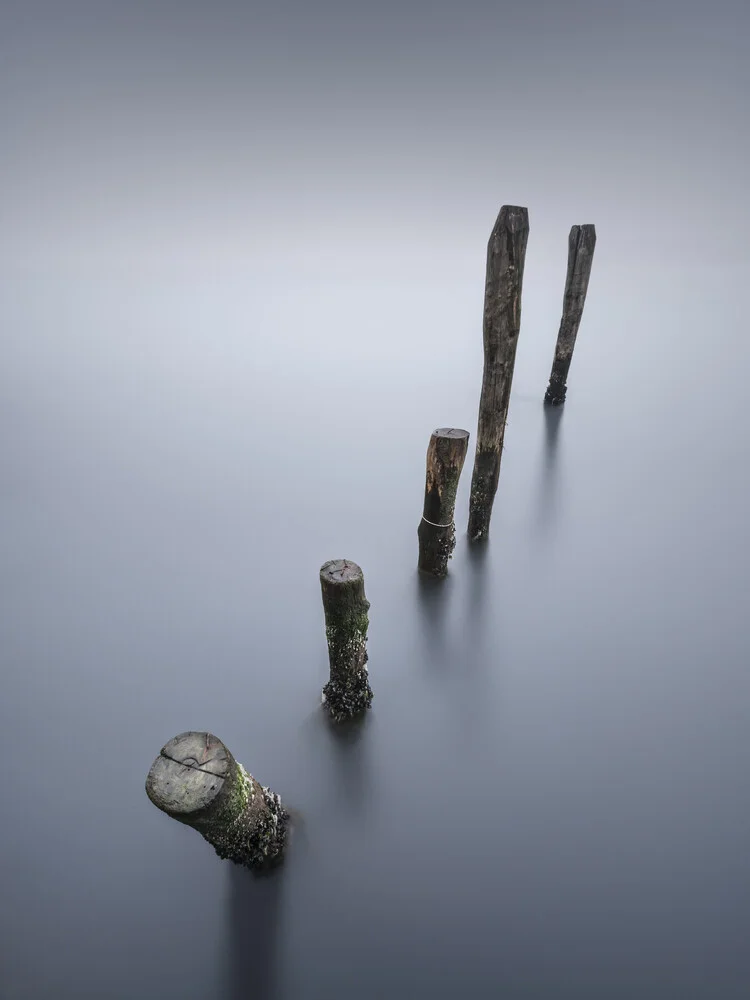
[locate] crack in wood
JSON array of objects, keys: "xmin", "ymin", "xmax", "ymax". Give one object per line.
[{"xmin": 161, "ymin": 750, "xmax": 227, "ymax": 780}]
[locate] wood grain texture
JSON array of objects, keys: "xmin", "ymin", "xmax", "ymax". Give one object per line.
[
  {"xmin": 320, "ymin": 559, "xmax": 364, "ymax": 588},
  {"xmin": 145, "ymin": 731, "xmax": 228, "ymax": 816},
  {"xmin": 145, "ymin": 731, "xmax": 288, "ymax": 871},
  {"xmin": 468, "ymin": 205, "xmax": 529, "ymax": 540},
  {"xmin": 417, "ymin": 428, "xmax": 470, "ymax": 577},
  {"xmin": 320, "ymin": 559, "xmax": 373, "ymax": 721},
  {"xmin": 544, "ymin": 224, "xmax": 597, "ymax": 405}
]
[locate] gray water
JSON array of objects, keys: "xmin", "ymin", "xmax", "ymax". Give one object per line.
[{"xmin": 2, "ymin": 2, "xmax": 750, "ymax": 998}]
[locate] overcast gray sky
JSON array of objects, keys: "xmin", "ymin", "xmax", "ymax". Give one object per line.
[{"xmin": 2, "ymin": 0, "xmax": 747, "ymax": 269}]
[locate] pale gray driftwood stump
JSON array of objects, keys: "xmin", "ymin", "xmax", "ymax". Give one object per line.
[
  {"xmin": 544, "ymin": 224, "xmax": 597, "ymax": 405},
  {"xmin": 320, "ymin": 559, "xmax": 373, "ymax": 721},
  {"xmin": 468, "ymin": 205, "xmax": 530, "ymax": 540},
  {"xmin": 417, "ymin": 427, "xmax": 470, "ymax": 577},
  {"xmin": 145, "ymin": 731, "xmax": 288, "ymax": 871}
]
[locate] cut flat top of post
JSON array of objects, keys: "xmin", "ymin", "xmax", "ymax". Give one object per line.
[
  {"xmin": 146, "ymin": 731, "xmax": 228, "ymax": 816},
  {"xmin": 433, "ymin": 428, "xmax": 470, "ymax": 440},
  {"xmin": 320, "ymin": 559, "xmax": 363, "ymax": 586}
]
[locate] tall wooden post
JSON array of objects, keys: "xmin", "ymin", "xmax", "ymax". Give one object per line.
[
  {"xmin": 320, "ymin": 559, "xmax": 373, "ymax": 721},
  {"xmin": 544, "ymin": 224, "xmax": 597, "ymax": 405},
  {"xmin": 417, "ymin": 427, "xmax": 470, "ymax": 577},
  {"xmin": 145, "ymin": 731, "xmax": 288, "ymax": 871},
  {"xmin": 468, "ymin": 205, "xmax": 530, "ymax": 541}
]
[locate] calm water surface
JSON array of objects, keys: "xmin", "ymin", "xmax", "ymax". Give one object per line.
[{"xmin": 1, "ymin": 240, "xmax": 749, "ymax": 1000}]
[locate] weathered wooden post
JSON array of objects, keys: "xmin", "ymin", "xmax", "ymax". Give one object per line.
[
  {"xmin": 468, "ymin": 205, "xmax": 530, "ymax": 540},
  {"xmin": 544, "ymin": 224, "xmax": 597, "ymax": 405},
  {"xmin": 320, "ymin": 559, "xmax": 373, "ymax": 721},
  {"xmin": 145, "ymin": 731, "xmax": 288, "ymax": 871},
  {"xmin": 417, "ymin": 427, "xmax": 470, "ymax": 576}
]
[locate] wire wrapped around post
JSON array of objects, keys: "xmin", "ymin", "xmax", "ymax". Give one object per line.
[{"xmin": 417, "ymin": 428, "xmax": 470, "ymax": 577}]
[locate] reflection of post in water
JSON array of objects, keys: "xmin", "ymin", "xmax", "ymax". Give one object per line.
[
  {"xmin": 465, "ymin": 538, "xmax": 490, "ymax": 628},
  {"xmin": 457, "ymin": 542, "xmax": 494, "ymax": 737},
  {"xmin": 322, "ymin": 711, "xmax": 373, "ymax": 820},
  {"xmin": 227, "ymin": 865, "xmax": 284, "ymax": 1000},
  {"xmin": 536, "ymin": 405, "xmax": 564, "ymax": 532},
  {"xmin": 416, "ymin": 571, "xmax": 451, "ymax": 668}
]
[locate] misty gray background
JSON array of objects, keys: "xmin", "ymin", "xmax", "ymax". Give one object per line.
[{"xmin": 1, "ymin": 1, "xmax": 749, "ymax": 997}]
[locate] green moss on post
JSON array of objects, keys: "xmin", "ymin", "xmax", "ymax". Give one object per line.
[
  {"xmin": 320, "ymin": 559, "xmax": 373, "ymax": 722},
  {"xmin": 417, "ymin": 428, "xmax": 470, "ymax": 577},
  {"xmin": 145, "ymin": 731, "xmax": 288, "ymax": 872}
]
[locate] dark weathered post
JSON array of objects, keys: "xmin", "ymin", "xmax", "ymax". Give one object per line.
[
  {"xmin": 145, "ymin": 731, "xmax": 288, "ymax": 871},
  {"xmin": 417, "ymin": 427, "xmax": 470, "ymax": 576},
  {"xmin": 468, "ymin": 205, "xmax": 530, "ymax": 540},
  {"xmin": 544, "ymin": 224, "xmax": 597, "ymax": 405},
  {"xmin": 320, "ymin": 559, "xmax": 373, "ymax": 721}
]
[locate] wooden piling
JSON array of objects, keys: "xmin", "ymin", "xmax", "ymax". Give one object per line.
[
  {"xmin": 417, "ymin": 427, "xmax": 470, "ymax": 577},
  {"xmin": 468, "ymin": 205, "xmax": 530, "ymax": 540},
  {"xmin": 320, "ymin": 559, "xmax": 373, "ymax": 721},
  {"xmin": 544, "ymin": 224, "xmax": 597, "ymax": 405},
  {"xmin": 145, "ymin": 731, "xmax": 288, "ymax": 871}
]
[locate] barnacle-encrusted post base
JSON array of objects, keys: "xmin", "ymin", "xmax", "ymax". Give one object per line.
[
  {"xmin": 145, "ymin": 731, "xmax": 288, "ymax": 872},
  {"xmin": 320, "ymin": 560, "xmax": 373, "ymax": 722}
]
